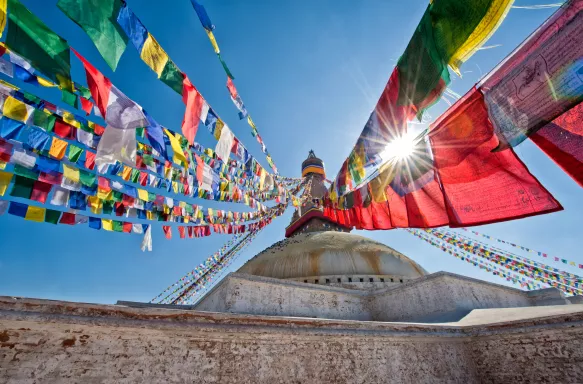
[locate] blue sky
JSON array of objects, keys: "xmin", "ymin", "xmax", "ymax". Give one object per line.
[{"xmin": 0, "ymin": 0, "xmax": 581, "ymax": 304}]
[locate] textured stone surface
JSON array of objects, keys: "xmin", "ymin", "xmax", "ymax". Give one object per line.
[
  {"xmin": 195, "ymin": 272, "xmax": 570, "ymax": 323},
  {"xmin": 1, "ymin": 297, "xmax": 583, "ymax": 383}
]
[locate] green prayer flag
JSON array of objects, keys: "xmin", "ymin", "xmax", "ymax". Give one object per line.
[
  {"xmin": 13, "ymin": 164, "xmax": 39, "ymax": 179},
  {"xmin": 397, "ymin": 9, "xmax": 450, "ymax": 111},
  {"xmin": 113, "ymin": 220, "xmax": 123, "ymax": 232},
  {"xmin": 22, "ymin": 92, "xmax": 40, "ymax": 104},
  {"xmin": 57, "ymin": 0, "xmax": 128, "ymax": 71},
  {"xmin": 130, "ymin": 169, "xmax": 140, "ymax": 183},
  {"xmin": 103, "ymin": 200, "xmax": 114, "ymax": 214},
  {"xmin": 33, "ymin": 109, "xmax": 56, "ymax": 132},
  {"xmin": 112, "ymin": 190, "xmax": 123, "ymax": 202},
  {"xmin": 44, "ymin": 209, "xmax": 61, "ymax": 224},
  {"xmin": 79, "ymin": 170, "xmax": 96, "ymax": 187},
  {"xmin": 142, "ymin": 154, "xmax": 153, "ymax": 166},
  {"xmin": 68, "ymin": 144, "xmax": 83, "ymax": 163},
  {"xmin": 75, "ymin": 84, "xmax": 92, "ymax": 99},
  {"xmin": 10, "ymin": 175, "xmax": 34, "ymax": 198},
  {"xmin": 217, "ymin": 53, "xmax": 234, "ymax": 79},
  {"xmin": 160, "ymin": 59, "xmax": 184, "ymax": 95},
  {"xmin": 6, "ymin": 0, "xmax": 72, "ymax": 91},
  {"xmin": 135, "ymin": 127, "xmax": 145, "ymax": 138},
  {"xmin": 147, "ymin": 191, "xmax": 156, "ymax": 202},
  {"xmin": 61, "ymin": 89, "xmax": 78, "ymax": 108}
]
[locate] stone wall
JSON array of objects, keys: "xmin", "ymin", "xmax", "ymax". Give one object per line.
[
  {"xmin": 369, "ymin": 273, "xmax": 534, "ymax": 323},
  {"xmin": 196, "ymin": 274, "xmax": 370, "ymax": 321},
  {"xmin": 1, "ymin": 297, "xmax": 583, "ymax": 383},
  {"xmin": 195, "ymin": 272, "xmax": 569, "ymax": 323}
]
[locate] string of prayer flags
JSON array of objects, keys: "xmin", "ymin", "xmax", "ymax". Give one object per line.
[
  {"xmin": 56, "ymin": 0, "xmax": 128, "ymax": 71},
  {"xmin": 460, "ymin": 227, "xmax": 583, "ymax": 269},
  {"xmin": 428, "ymin": 88, "xmax": 562, "ymax": 226},
  {"xmin": 5, "ymin": 0, "xmax": 72, "ymax": 91},
  {"xmin": 330, "ymin": 0, "xmax": 515, "ymax": 198},
  {"xmin": 480, "ymin": 0, "xmax": 583, "ymax": 150}
]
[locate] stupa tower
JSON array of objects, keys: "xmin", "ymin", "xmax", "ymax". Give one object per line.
[{"xmin": 284, "ymin": 150, "xmax": 351, "ymax": 237}]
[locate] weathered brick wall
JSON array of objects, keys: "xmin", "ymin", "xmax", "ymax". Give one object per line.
[
  {"xmin": 468, "ymin": 317, "xmax": 583, "ymax": 383},
  {"xmin": 1, "ymin": 297, "xmax": 583, "ymax": 384}
]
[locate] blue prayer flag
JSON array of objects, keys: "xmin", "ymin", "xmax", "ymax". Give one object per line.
[
  {"xmin": 143, "ymin": 110, "xmax": 167, "ymax": 160},
  {"xmin": 190, "ymin": 0, "xmax": 214, "ymax": 31},
  {"xmin": 89, "ymin": 216, "xmax": 102, "ymax": 230},
  {"xmin": 117, "ymin": 4, "xmax": 148, "ymax": 51},
  {"xmin": 8, "ymin": 201, "xmax": 28, "ymax": 218},
  {"xmin": 0, "ymin": 118, "xmax": 25, "ymax": 140},
  {"xmin": 27, "ymin": 127, "xmax": 50, "ymax": 150}
]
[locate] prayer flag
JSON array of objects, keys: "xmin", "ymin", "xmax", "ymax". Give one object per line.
[
  {"xmin": 190, "ymin": 0, "xmax": 214, "ymax": 31},
  {"xmin": 181, "ymin": 77, "xmax": 204, "ymax": 144},
  {"xmin": 160, "ymin": 59, "xmax": 184, "ymax": 95},
  {"xmin": 49, "ymin": 137, "xmax": 68, "ymax": 160},
  {"xmin": 140, "ymin": 33, "xmax": 168, "ymax": 77},
  {"xmin": 428, "ymin": 88, "xmax": 562, "ymax": 226},
  {"xmin": 215, "ymin": 124, "xmax": 234, "ymax": 162},
  {"xmin": 116, "ymin": 3, "xmax": 147, "ymax": 51},
  {"xmin": 24, "ymin": 205, "xmax": 45, "ymax": 222},
  {"xmin": 163, "ymin": 225, "xmax": 172, "ymax": 239},
  {"xmin": 44, "ymin": 209, "xmax": 61, "ymax": 224},
  {"xmin": 30, "ymin": 180, "xmax": 51, "ymax": 203},
  {"xmin": 67, "ymin": 144, "xmax": 83, "ymax": 163},
  {"xmin": 88, "ymin": 216, "xmax": 101, "ymax": 229},
  {"xmin": 164, "ymin": 128, "xmax": 187, "ymax": 166},
  {"xmin": 5, "ymin": 0, "xmax": 72, "ymax": 90},
  {"xmin": 482, "ymin": 0, "xmax": 583, "ymax": 149},
  {"xmin": 59, "ymin": 212, "xmax": 76, "ymax": 225},
  {"xmin": 10, "ymin": 174, "xmax": 34, "ymax": 198},
  {"xmin": 0, "ymin": 117, "xmax": 24, "ymax": 140},
  {"xmin": 141, "ymin": 225, "xmax": 152, "ymax": 251},
  {"xmin": 0, "ymin": 170, "xmax": 11, "ymax": 196},
  {"xmin": 57, "ymin": 0, "xmax": 127, "ymax": 71},
  {"xmin": 143, "ymin": 109, "xmax": 167, "ymax": 160},
  {"xmin": 8, "ymin": 201, "xmax": 27, "ymax": 217},
  {"xmin": 530, "ymin": 102, "xmax": 583, "ymax": 188},
  {"xmin": 3, "ymin": 95, "xmax": 33, "ymax": 122}
]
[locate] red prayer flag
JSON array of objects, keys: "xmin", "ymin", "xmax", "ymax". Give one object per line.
[
  {"xmin": 122, "ymin": 222, "xmax": 132, "ymax": 233},
  {"xmin": 429, "ymin": 88, "xmax": 562, "ymax": 227},
  {"xmin": 178, "ymin": 226, "xmax": 186, "ymax": 239},
  {"xmin": 93, "ymin": 124, "xmax": 105, "ymax": 136},
  {"xmin": 54, "ymin": 120, "xmax": 74, "ymax": 139},
  {"xmin": 72, "ymin": 48, "xmax": 112, "ymax": 117},
  {"xmin": 139, "ymin": 171, "xmax": 148, "ymax": 186},
  {"xmin": 85, "ymin": 151, "xmax": 96, "ymax": 170},
  {"xmin": 59, "ymin": 212, "xmax": 76, "ymax": 225},
  {"xmin": 30, "ymin": 181, "xmax": 52, "ymax": 204},
  {"xmin": 163, "ymin": 225, "xmax": 172, "ymax": 239},
  {"xmin": 181, "ymin": 76, "xmax": 204, "ymax": 145},
  {"xmin": 530, "ymin": 102, "xmax": 583, "ymax": 188},
  {"xmin": 80, "ymin": 96, "xmax": 94, "ymax": 115},
  {"xmin": 38, "ymin": 172, "xmax": 63, "ymax": 185}
]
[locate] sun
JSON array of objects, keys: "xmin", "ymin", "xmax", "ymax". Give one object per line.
[{"xmin": 380, "ymin": 131, "xmax": 417, "ymax": 162}]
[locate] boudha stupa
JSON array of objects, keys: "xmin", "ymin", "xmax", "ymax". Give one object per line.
[{"xmin": 1, "ymin": 152, "xmax": 583, "ymax": 383}]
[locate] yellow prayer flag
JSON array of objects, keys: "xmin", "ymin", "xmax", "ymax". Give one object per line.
[
  {"xmin": 25, "ymin": 206, "xmax": 45, "ymax": 222},
  {"xmin": 205, "ymin": 30, "xmax": 220, "ymax": 54},
  {"xmin": 0, "ymin": 0, "xmax": 6, "ymax": 39},
  {"xmin": 122, "ymin": 166, "xmax": 132, "ymax": 181},
  {"xmin": 137, "ymin": 189, "xmax": 149, "ymax": 201},
  {"xmin": 87, "ymin": 196, "xmax": 102, "ymax": 214},
  {"xmin": 0, "ymin": 160, "xmax": 6, "ymax": 170},
  {"xmin": 369, "ymin": 160, "xmax": 398, "ymax": 202},
  {"xmin": 62, "ymin": 111, "xmax": 80, "ymax": 128},
  {"xmin": 102, "ymin": 219, "xmax": 113, "ymax": 231},
  {"xmin": 147, "ymin": 211, "xmax": 155, "ymax": 220},
  {"xmin": 214, "ymin": 119, "xmax": 224, "ymax": 140},
  {"xmin": 247, "ymin": 116, "xmax": 256, "ymax": 130},
  {"xmin": 164, "ymin": 128, "xmax": 187, "ymax": 166},
  {"xmin": 97, "ymin": 188, "xmax": 112, "ymax": 201},
  {"xmin": 259, "ymin": 169, "xmax": 266, "ymax": 190},
  {"xmin": 3, "ymin": 96, "xmax": 33, "ymax": 122},
  {"xmin": 49, "ymin": 137, "xmax": 68, "ymax": 160},
  {"xmin": 0, "ymin": 170, "xmax": 12, "ymax": 196},
  {"xmin": 37, "ymin": 77, "xmax": 56, "ymax": 87},
  {"xmin": 172, "ymin": 181, "xmax": 179, "ymax": 193},
  {"xmin": 63, "ymin": 164, "xmax": 80, "ymax": 183},
  {"xmin": 140, "ymin": 33, "xmax": 169, "ymax": 77},
  {"xmin": 448, "ymin": 0, "xmax": 514, "ymax": 75}
]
